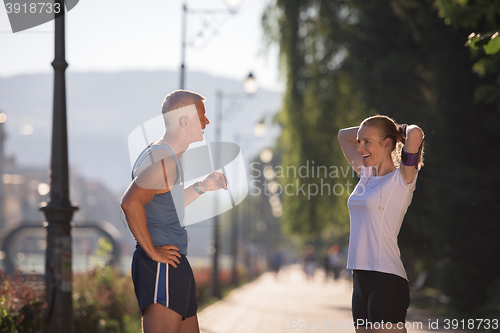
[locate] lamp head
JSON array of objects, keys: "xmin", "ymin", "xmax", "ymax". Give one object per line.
[
  {"xmin": 254, "ymin": 116, "xmax": 266, "ymax": 138},
  {"xmin": 260, "ymin": 148, "xmax": 273, "ymax": 163},
  {"xmin": 243, "ymin": 72, "xmax": 258, "ymax": 95},
  {"xmin": 224, "ymin": 0, "xmax": 243, "ymax": 13}
]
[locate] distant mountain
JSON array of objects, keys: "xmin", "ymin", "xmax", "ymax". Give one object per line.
[{"xmin": 0, "ymin": 70, "xmax": 283, "ymax": 195}]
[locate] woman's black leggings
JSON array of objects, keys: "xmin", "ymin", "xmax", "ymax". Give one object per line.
[{"xmin": 352, "ymin": 270, "xmax": 410, "ymax": 328}]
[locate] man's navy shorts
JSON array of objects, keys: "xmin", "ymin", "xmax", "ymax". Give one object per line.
[
  {"xmin": 352, "ymin": 269, "xmax": 410, "ymax": 327},
  {"xmin": 131, "ymin": 245, "xmax": 197, "ymax": 319}
]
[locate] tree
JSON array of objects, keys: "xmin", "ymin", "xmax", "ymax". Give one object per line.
[
  {"xmin": 435, "ymin": 0, "xmax": 500, "ymax": 106},
  {"xmin": 262, "ymin": 0, "xmax": 369, "ymax": 239}
]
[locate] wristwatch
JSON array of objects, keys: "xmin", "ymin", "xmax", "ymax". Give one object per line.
[{"xmin": 194, "ymin": 181, "xmax": 205, "ymax": 195}]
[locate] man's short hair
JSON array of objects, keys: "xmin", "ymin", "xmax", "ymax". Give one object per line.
[
  {"xmin": 161, "ymin": 90, "xmax": 206, "ymax": 131},
  {"xmin": 161, "ymin": 90, "xmax": 206, "ymax": 114}
]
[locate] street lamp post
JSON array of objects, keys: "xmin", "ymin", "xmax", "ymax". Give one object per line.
[
  {"xmin": 211, "ymin": 73, "xmax": 258, "ymax": 298},
  {"xmin": 211, "ymin": 89, "xmax": 223, "ymax": 298},
  {"xmin": 231, "ymin": 132, "xmax": 241, "ymax": 286},
  {"xmin": 0, "ymin": 113, "xmax": 6, "ymax": 230},
  {"xmin": 230, "ymin": 125, "xmax": 262, "ymax": 286},
  {"xmin": 180, "ymin": 3, "xmax": 187, "ymax": 90},
  {"xmin": 179, "ymin": 0, "xmax": 243, "ymax": 89},
  {"xmin": 244, "ymin": 121, "xmax": 271, "ymax": 280},
  {"xmin": 39, "ymin": 2, "xmax": 78, "ymax": 332}
]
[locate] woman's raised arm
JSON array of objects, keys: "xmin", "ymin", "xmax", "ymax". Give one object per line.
[
  {"xmin": 400, "ymin": 125, "xmax": 424, "ymax": 184},
  {"xmin": 338, "ymin": 126, "xmax": 362, "ymax": 175}
]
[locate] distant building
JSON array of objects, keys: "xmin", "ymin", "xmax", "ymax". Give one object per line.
[{"xmin": 0, "ymin": 119, "xmax": 137, "ymax": 273}]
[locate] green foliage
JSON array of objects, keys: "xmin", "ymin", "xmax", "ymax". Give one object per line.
[
  {"xmin": 73, "ymin": 237, "xmax": 140, "ymax": 333},
  {"xmin": 262, "ymin": 0, "xmax": 369, "ymax": 239},
  {"xmin": 0, "ymin": 239, "xmax": 141, "ymax": 333},
  {"xmin": 468, "ymin": 31, "xmax": 500, "ymax": 56},
  {"xmin": 466, "ymin": 32, "xmax": 482, "ymax": 50},
  {"xmin": 96, "ymin": 237, "xmax": 113, "ymax": 259},
  {"xmin": 0, "ymin": 271, "xmax": 44, "ymax": 333},
  {"xmin": 435, "ymin": 0, "xmax": 500, "ymax": 106},
  {"xmin": 435, "ymin": 0, "xmax": 500, "ymax": 31},
  {"xmin": 73, "ymin": 266, "xmax": 140, "ymax": 333},
  {"xmin": 482, "ymin": 33, "xmax": 500, "ymax": 55}
]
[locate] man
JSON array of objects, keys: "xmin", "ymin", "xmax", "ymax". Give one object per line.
[{"xmin": 121, "ymin": 90, "xmax": 227, "ymax": 333}]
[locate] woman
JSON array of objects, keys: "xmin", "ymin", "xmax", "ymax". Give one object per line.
[{"xmin": 338, "ymin": 115, "xmax": 424, "ymax": 333}]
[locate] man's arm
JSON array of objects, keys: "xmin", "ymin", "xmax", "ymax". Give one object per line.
[
  {"xmin": 121, "ymin": 156, "xmax": 181, "ymax": 267},
  {"xmin": 184, "ymin": 171, "xmax": 228, "ymax": 207}
]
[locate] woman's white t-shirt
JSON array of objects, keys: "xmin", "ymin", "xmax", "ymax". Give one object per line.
[{"xmin": 347, "ymin": 165, "xmax": 418, "ymax": 280}]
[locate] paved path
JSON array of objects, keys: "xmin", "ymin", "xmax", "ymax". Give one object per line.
[{"xmin": 198, "ymin": 265, "xmax": 466, "ymax": 333}]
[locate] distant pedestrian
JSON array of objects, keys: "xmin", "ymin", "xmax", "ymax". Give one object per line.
[
  {"xmin": 323, "ymin": 251, "xmax": 332, "ymax": 282},
  {"xmin": 269, "ymin": 248, "xmax": 283, "ymax": 279},
  {"xmin": 121, "ymin": 90, "xmax": 228, "ymax": 333},
  {"xmin": 303, "ymin": 245, "xmax": 317, "ymax": 281},
  {"xmin": 338, "ymin": 115, "xmax": 424, "ymax": 332},
  {"xmin": 328, "ymin": 245, "xmax": 341, "ymax": 281}
]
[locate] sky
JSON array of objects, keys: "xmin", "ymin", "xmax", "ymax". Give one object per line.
[{"xmin": 0, "ymin": 0, "xmax": 283, "ymax": 92}]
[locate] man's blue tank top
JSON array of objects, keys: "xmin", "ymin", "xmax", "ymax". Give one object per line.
[{"xmin": 131, "ymin": 143, "xmax": 187, "ymax": 255}]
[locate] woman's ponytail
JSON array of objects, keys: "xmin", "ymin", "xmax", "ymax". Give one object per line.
[{"xmin": 397, "ymin": 124, "xmax": 407, "ymax": 145}]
